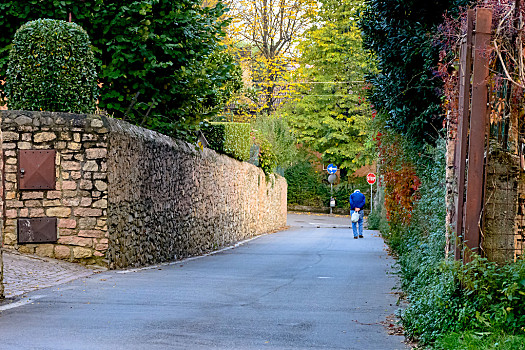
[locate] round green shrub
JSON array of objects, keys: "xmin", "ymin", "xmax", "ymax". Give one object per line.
[{"xmin": 6, "ymin": 19, "xmax": 97, "ymax": 113}]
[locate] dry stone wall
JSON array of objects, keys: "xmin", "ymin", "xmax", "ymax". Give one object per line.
[
  {"xmin": 0, "ymin": 111, "xmax": 287, "ymax": 269},
  {"xmin": 106, "ymin": 119, "xmax": 287, "ymax": 268}
]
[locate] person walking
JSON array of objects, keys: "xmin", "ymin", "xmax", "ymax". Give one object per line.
[{"xmin": 350, "ymin": 189, "xmax": 366, "ymax": 239}]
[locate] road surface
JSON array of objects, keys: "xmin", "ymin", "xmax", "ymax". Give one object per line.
[{"xmin": 0, "ymin": 213, "xmax": 407, "ymax": 349}]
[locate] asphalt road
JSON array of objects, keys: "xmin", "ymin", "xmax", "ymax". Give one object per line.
[{"xmin": 0, "ymin": 213, "xmax": 407, "ymax": 350}]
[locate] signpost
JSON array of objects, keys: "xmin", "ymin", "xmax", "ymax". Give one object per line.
[
  {"xmin": 327, "ymin": 164, "xmax": 338, "ymax": 214},
  {"xmin": 367, "ymin": 173, "xmax": 376, "ymax": 212}
]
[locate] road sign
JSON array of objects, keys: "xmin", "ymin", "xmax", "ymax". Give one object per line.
[
  {"xmin": 327, "ymin": 163, "xmax": 337, "ymax": 174},
  {"xmin": 328, "ymin": 174, "xmax": 336, "ymax": 184},
  {"xmin": 366, "ymin": 173, "xmax": 376, "ymax": 185}
]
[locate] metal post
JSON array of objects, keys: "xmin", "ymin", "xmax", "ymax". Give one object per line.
[
  {"xmin": 370, "ymin": 183, "xmax": 373, "ymax": 213},
  {"xmin": 330, "ymin": 183, "xmax": 333, "ymax": 215},
  {"xmin": 454, "ymin": 9, "xmax": 474, "ymax": 261},
  {"xmin": 464, "ymin": 8, "xmax": 492, "ymax": 262}
]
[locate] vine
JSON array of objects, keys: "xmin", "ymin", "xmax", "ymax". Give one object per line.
[{"xmin": 376, "ymin": 130, "xmax": 421, "ymax": 228}]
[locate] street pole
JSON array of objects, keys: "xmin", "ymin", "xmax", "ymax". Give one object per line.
[
  {"xmin": 330, "ymin": 183, "xmax": 333, "ymax": 215},
  {"xmin": 370, "ymin": 183, "xmax": 373, "ymax": 213}
]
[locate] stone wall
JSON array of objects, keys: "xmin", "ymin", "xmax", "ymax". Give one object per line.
[
  {"xmin": 0, "ymin": 111, "xmax": 109, "ymax": 265},
  {"xmin": 483, "ymin": 150, "xmax": 521, "ymax": 263},
  {"xmin": 0, "ymin": 111, "xmax": 287, "ymax": 268},
  {"xmin": 106, "ymin": 119, "xmax": 287, "ymax": 268},
  {"xmin": 0, "ymin": 247, "xmax": 3, "ymax": 298}
]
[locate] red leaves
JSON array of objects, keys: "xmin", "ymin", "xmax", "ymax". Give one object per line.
[{"xmin": 377, "ymin": 134, "xmax": 420, "ymax": 226}]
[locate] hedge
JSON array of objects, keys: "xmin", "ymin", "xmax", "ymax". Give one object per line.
[
  {"xmin": 5, "ymin": 19, "xmax": 97, "ymax": 113},
  {"xmin": 202, "ymin": 122, "xmax": 251, "ymax": 162}
]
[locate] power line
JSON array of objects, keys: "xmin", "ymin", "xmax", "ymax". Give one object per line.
[{"xmin": 251, "ymin": 81, "xmax": 365, "ymax": 85}]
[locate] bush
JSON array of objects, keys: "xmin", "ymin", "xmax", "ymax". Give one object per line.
[
  {"xmin": 202, "ymin": 122, "xmax": 251, "ymax": 161},
  {"xmin": 6, "ymin": 19, "xmax": 97, "ymax": 113},
  {"xmin": 367, "ymin": 208, "xmax": 381, "ymax": 230},
  {"xmin": 284, "ymin": 161, "xmax": 327, "ymax": 206},
  {"xmin": 382, "ymin": 140, "xmax": 525, "ymax": 345},
  {"xmin": 252, "ymin": 115, "xmax": 297, "ymax": 170},
  {"xmin": 252, "ymin": 130, "xmax": 277, "ymax": 176},
  {"xmin": 0, "ymin": 1, "xmax": 241, "ymax": 141}
]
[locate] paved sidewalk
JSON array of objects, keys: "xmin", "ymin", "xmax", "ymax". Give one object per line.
[{"xmin": 2, "ymin": 249, "xmax": 104, "ymax": 298}]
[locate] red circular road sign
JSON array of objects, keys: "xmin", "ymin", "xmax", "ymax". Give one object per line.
[{"xmin": 366, "ymin": 173, "xmax": 376, "ymax": 185}]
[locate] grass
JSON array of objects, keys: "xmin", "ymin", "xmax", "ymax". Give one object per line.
[{"xmin": 432, "ymin": 331, "xmax": 525, "ymax": 350}]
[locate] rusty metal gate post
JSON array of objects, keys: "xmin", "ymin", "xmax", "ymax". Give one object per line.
[
  {"xmin": 463, "ymin": 8, "xmax": 492, "ymax": 262},
  {"xmin": 453, "ymin": 9, "xmax": 475, "ymax": 261}
]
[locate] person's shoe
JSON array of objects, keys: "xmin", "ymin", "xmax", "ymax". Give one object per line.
[
  {"xmin": 359, "ymin": 235, "xmax": 364, "ymax": 238},
  {"xmin": 354, "ymin": 236, "xmax": 358, "ymax": 239}
]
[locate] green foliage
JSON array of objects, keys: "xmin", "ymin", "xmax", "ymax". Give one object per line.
[
  {"xmin": 329, "ymin": 177, "xmax": 371, "ymax": 209},
  {"xmin": 359, "ymin": 0, "xmax": 470, "ymax": 145},
  {"xmin": 284, "ymin": 161, "xmax": 327, "ymax": 206},
  {"xmin": 5, "ymin": 19, "xmax": 97, "ymax": 113},
  {"xmin": 285, "ymin": 0, "xmax": 374, "ymax": 172},
  {"xmin": 378, "ymin": 140, "xmax": 525, "ymax": 345},
  {"xmin": 252, "ymin": 130, "xmax": 277, "ymax": 176},
  {"xmin": 434, "ymin": 331, "xmax": 525, "ymax": 350},
  {"xmin": 367, "ymin": 207, "xmax": 381, "ymax": 230},
  {"xmin": 402, "ymin": 256, "xmax": 525, "ymax": 345},
  {"xmin": 0, "ymin": 0, "xmax": 242, "ymax": 139},
  {"xmin": 202, "ymin": 122, "xmax": 251, "ymax": 161},
  {"xmin": 457, "ymin": 257, "xmax": 525, "ymax": 332},
  {"xmin": 252, "ymin": 115, "xmax": 297, "ymax": 170}
]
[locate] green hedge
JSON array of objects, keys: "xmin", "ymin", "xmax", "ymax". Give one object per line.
[
  {"xmin": 285, "ymin": 161, "xmax": 327, "ymax": 206},
  {"xmin": 202, "ymin": 122, "xmax": 251, "ymax": 161},
  {"xmin": 6, "ymin": 19, "xmax": 97, "ymax": 113}
]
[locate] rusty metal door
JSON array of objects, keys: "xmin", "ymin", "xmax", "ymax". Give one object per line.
[
  {"xmin": 18, "ymin": 150, "xmax": 56, "ymax": 190},
  {"xmin": 18, "ymin": 217, "xmax": 57, "ymax": 243}
]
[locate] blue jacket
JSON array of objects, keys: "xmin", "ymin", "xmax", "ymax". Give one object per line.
[{"xmin": 349, "ymin": 191, "xmax": 366, "ymax": 210}]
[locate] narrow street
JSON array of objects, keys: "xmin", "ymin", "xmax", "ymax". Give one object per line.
[{"xmin": 0, "ymin": 213, "xmax": 407, "ymax": 350}]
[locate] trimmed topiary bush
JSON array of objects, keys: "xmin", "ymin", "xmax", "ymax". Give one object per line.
[
  {"xmin": 202, "ymin": 122, "xmax": 251, "ymax": 161},
  {"xmin": 6, "ymin": 18, "xmax": 97, "ymax": 113}
]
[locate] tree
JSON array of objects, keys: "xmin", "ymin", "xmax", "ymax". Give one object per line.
[
  {"xmin": 0, "ymin": 0, "xmax": 241, "ymax": 139},
  {"xmin": 359, "ymin": 0, "xmax": 470, "ymax": 145},
  {"xmin": 284, "ymin": 0, "xmax": 374, "ymax": 171},
  {"xmin": 223, "ymin": 0, "xmax": 317, "ymax": 117}
]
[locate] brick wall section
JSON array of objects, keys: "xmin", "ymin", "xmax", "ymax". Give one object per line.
[
  {"xmin": 0, "ymin": 111, "xmax": 109, "ymax": 265},
  {"xmin": 0, "ymin": 111, "xmax": 287, "ymax": 268},
  {"xmin": 106, "ymin": 119, "xmax": 287, "ymax": 268}
]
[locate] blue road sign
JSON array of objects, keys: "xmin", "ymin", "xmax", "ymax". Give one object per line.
[{"xmin": 327, "ymin": 163, "xmax": 337, "ymax": 174}]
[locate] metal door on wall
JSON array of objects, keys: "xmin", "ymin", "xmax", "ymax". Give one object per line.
[{"xmin": 15, "ymin": 149, "xmax": 58, "ymax": 243}]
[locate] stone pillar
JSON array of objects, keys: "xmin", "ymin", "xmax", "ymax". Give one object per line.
[{"xmin": 483, "ymin": 150, "xmax": 520, "ymax": 263}]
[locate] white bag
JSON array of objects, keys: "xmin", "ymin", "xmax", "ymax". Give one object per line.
[{"xmin": 351, "ymin": 212, "xmax": 360, "ymax": 223}]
